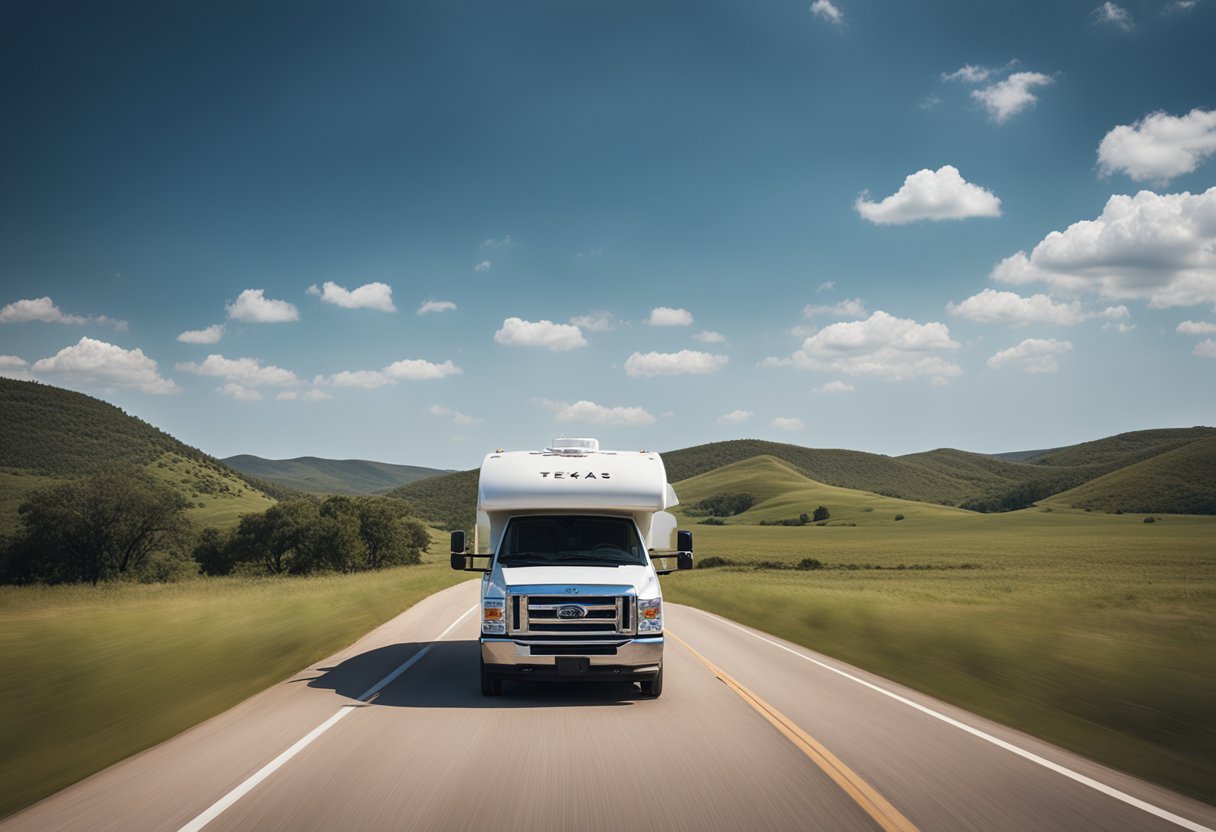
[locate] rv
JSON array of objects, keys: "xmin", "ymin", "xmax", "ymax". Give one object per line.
[{"xmin": 450, "ymin": 438, "xmax": 693, "ymax": 697}]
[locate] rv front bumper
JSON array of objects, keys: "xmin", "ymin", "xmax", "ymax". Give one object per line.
[{"xmin": 481, "ymin": 636, "xmax": 663, "ymax": 681}]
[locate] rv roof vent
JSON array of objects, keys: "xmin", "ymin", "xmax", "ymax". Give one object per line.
[{"xmin": 549, "ymin": 437, "xmax": 599, "ymax": 455}]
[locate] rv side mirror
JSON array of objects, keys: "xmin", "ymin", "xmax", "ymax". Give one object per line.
[
  {"xmin": 450, "ymin": 552, "xmax": 466, "ymax": 571},
  {"xmin": 677, "ymin": 552, "xmax": 694, "ymax": 571},
  {"xmin": 677, "ymin": 530, "xmax": 693, "ymax": 553},
  {"xmin": 450, "ymin": 530, "xmax": 466, "ymax": 555}
]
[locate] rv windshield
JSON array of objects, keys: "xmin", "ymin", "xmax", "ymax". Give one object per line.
[{"xmin": 498, "ymin": 515, "xmax": 647, "ymax": 567}]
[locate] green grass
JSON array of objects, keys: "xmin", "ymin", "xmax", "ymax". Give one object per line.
[
  {"xmin": 146, "ymin": 451, "xmax": 278, "ymax": 528},
  {"xmin": 663, "ymin": 510, "xmax": 1216, "ymax": 803},
  {"xmin": 0, "ymin": 542, "xmax": 467, "ymax": 818}
]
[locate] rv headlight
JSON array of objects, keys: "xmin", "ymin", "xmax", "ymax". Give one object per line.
[
  {"xmin": 482, "ymin": 598, "xmax": 506, "ymax": 635},
  {"xmin": 637, "ymin": 597, "xmax": 662, "ymax": 634}
]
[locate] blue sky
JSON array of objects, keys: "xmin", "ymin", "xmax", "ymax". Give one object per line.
[{"xmin": 2, "ymin": 0, "xmax": 1214, "ymax": 469}]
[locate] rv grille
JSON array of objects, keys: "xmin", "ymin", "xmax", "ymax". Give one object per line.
[{"xmin": 509, "ymin": 594, "xmax": 636, "ymax": 637}]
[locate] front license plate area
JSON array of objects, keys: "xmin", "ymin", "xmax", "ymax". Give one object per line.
[{"xmin": 556, "ymin": 657, "xmax": 590, "ymax": 676}]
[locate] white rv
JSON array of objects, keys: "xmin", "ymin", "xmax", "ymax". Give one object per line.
[{"xmin": 450, "ymin": 438, "xmax": 693, "ymax": 697}]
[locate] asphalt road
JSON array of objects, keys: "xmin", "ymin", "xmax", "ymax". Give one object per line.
[{"xmin": 4, "ymin": 580, "xmax": 1214, "ymax": 832}]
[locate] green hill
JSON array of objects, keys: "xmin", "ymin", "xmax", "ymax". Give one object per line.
[
  {"xmin": 1043, "ymin": 436, "xmax": 1216, "ymax": 515},
  {"xmin": 672, "ymin": 455, "xmax": 970, "ymax": 526},
  {"xmin": 0, "ymin": 379, "xmax": 287, "ymax": 531},
  {"xmin": 386, "ymin": 468, "xmax": 479, "ymax": 531},
  {"xmin": 223, "ymin": 455, "xmax": 446, "ymax": 495},
  {"xmin": 1015, "ymin": 427, "xmax": 1216, "ymax": 468}
]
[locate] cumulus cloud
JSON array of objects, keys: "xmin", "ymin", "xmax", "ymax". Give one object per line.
[
  {"xmin": 418, "ymin": 300, "xmax": 457, "ymax": 315},
  {"xmin": 624, "ymin": 350, "xmax": 729, "ymax": 377},
  {"xmin": 809, "ymin": 0, "xmax": 843, "ymax": 24},
  {"xmin": 947, "ymin": 289, "xmax": 1129, "ymax": 326},
  {"xmin": 385, "ymin": 358, "xmax": 462, "ymax": 380},
  {"xmin": 811, "ymin": 380, "xmax": 854, "ymax": 394},
  {"xmin": 226, "ymin": 289, "xmax": 299, "ymax": 323},
  {"xmin": 1097, "ymin": 109, "xmax": 1216, "ymax": 184},
  {"xmin": 570, "ymin": 311, "xmax": 617, "ymax": 332},
  {"xmin": 480, "ymin": 235, "xmax": 513, "ymax": 249},
  {"xmin": 771, "ymin": 417, "xmax": 805, "ymax": 431},
  {"xmin": 0, "ymin": 296, "xmax": 127, "ymax": 330},
  {"xmin": 32, "ymin": 337, "xmax": 179, "ymax": 394},
  {"xmin": 972, "ymin": 72, "xmax": 1053, "ymax": 123},
  {"xmin": 553, "ymin": 400, "xmax": 656, "ymax": 426},
  {"xmin": 857, "ymin": 166, "xmax": 1002, "ymax": 224},
  {"xmin": 718, "ymin": 409, "xmax": 752, "ymax": 425},
  {"xmin": 987, "ymin": 338, "xmax": 1073, "ymax": 373},
  {"xmin": 1195, "ymin": 339, "xmax": 1216, "ymax": 359},
  {"xmin": 941, "ymin": 64, "xmax": 993, "ymax": 84},
  {"xmin": 430, "ymin": 404, "xmax": 482, "ymax": 426},
  {"xmin": 326, "ymin": 370, "xmax": 395, "ymax": 389},
  {"xmin": 475, "ymin": 260, "xmax": 492, "ymax": 273},
  {"xmin": 817, "ymin": 281, "xmax": 835, "ymax": 292},
  {"xmin": 176, "ymin": 354, "xmax": 301, "ymax": 387},
  {"xmin": 694, "ymin": 330, "xmax": 726, "ymax": 343},
  {"xmin": 1092, "ymin": 2, "xmax": 1134, "ymax": 31},
  {"xmin": 177, "ymin": 324, "xmax": 224, "ymax": 344},
  {"xmin": 646, "ymin": 307, "xmax": 694, "ymax": 326},
  {"xmin": 990, "ymin": 187, "xmax": 1216, "ymax": 308},
  {"xmin": 1178, "ymin": 320, "xmax": 1216, "ymax": 335},
  {"xmin": 494, "ymin": 317, "xmax": 588, "ymax": 351},
  {"xmin": 217, "ymin": 382, "xmax": 263, "ymax": 401},
  {"xmin": 0, "ymin": 355, "xmax": 31, "ymax": 380},
  {"xmin": 803, "ymin": 299, "xmax": 868, "ymax": 319},
  {"xmin": 772, "ymin": 311, "xmax": 961, "ymax": 382},
  {"xmin": 308, "ymin": 281, "xmax": 396, "ymax": 312}
]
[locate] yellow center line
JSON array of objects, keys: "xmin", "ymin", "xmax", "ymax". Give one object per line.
[{"xmin": 669, "ymin": 632, "xmax": 920, "ymax": 832}]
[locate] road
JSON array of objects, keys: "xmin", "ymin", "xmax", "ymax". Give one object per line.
[{"xmin": 4, "ymin": 580, "xmax": 1213, "ymax": 832}]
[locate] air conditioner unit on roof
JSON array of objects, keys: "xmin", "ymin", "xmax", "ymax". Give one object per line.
[{"xmin": 549, "ymin": 437, "xmax": 599, "ymax": 454}]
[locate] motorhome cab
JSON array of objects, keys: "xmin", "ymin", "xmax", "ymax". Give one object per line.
[{"xmin": 450, "ymin": 438, "xmax": 693, "ymax": 697}]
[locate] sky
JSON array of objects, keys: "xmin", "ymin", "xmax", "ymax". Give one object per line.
[{"xmin": 1, "ymin": 0, "xmax": 1214, "ymax": 470}]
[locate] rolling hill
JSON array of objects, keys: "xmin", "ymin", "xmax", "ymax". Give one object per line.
[
  {"xmin": 223, "ymin": 455, "xmax": 446, "ymax": 495},
  {"xmin": 0, "ymin": 379, "xmax": 287, "ymax": 531}
]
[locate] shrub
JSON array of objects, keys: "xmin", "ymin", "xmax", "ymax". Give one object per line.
[
  {"xmin": 797, "ymin": 557, "xmax": 823, "ymax": 570},
  {"xmin": 812, "ymin": 505, "xmax": 830, "ymax": 522},
  {"xmin": 698, "ymin": 556, "xmax": 736, "ymax": 569},
  {"xmin": 686, "ymin": 492, "xmax": 756, "ymax": 517},
  {"xmin": 894, "ymin": 514, "xmax": 905, "ymax": 522},
  {"xmin": 699, "ymin": 517, "xmax": 726, "ymax": 526}
]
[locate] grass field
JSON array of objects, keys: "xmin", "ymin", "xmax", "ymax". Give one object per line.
[
  {"xmin": 662, "ymin": 509, "xmax": 1216, "ymax": 802},
  {"xmin": 0, "ymin": 542, "xmax": 467, "ymax": 819}
]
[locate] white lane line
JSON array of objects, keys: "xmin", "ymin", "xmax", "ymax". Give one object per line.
[
  {"xmin": 683, "ymin": 607, "xmax": 1215, "ymax": 832},
  {"xmin": 178, "ymin": 602, "xmax": 478, "ymax": 832}
]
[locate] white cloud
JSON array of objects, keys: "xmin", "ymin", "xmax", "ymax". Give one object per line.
[
  {"xmin": 494, "ymin": 317, "xmax": 588, "ymax": 351},
  {"xmin": 327, "ymin": 370, "xmax": 394, "ymax": 389},
  {"xmin": 809, "ymin": 0, "xmax": 843, "ymax": 24},
  {"xmin": 480, "ymin": 235, "xmax": 513, "ymax": 249},
  {"xmin": 554, "ymin": 400, "xmax": 656, "ymax": 426},
  {"xmin": 942, "ymin": 64, "xmax": 993, "ymax": 84},
  {"xmin": 771, "ymin": 417, "xmax": 805, "ymax": 431},
  {"xmin": 308, "ymin": 281, "xmax": 396, "ymax": 312},
  {"xmin": 987, "ymin": 338, "xmax": 1073, "ymax": 373},
  {"xmin": 778, "ymin": 310, "xmax": 962, "ymax": 382},
  {"xmin": 972, "ymin": 72, "xmax": 1053, "ymax": 123},
  {"xmin": 718, "ymin": 409, "xmax": 752, "ymax": 425},
  {"xmin": 570, "ymin": 310, "xmax": 617, "ymax": 332},
  {"xmin": 693, "ymin": 330, "xmax": 726, "ymax": 343},
  {"xmin": 803, "ymin": 298, "xmax": 867, "ymax": 319},
  {"xmin": 1164, "ymin": 0, "xmax": 1197, "ymax": 13},
  {"xmin": 175, "ymin": 354, "xmax": 300, "ymax": 386},
  {"xmin": 0, "ymin": 296, "xmax": 127, "ymax": 330},
  {"xmin": 624, "ymin": 350, "xmax": 729, "ymax": 377},
  {"xmin": 646, "ymin": 306, "xmax": 694, "ymax": 326},
  {"xmin": 1093, "ymin": 2, "xmax": 1134, "ymax": 31},
  {"xmin": 226, "ymin": 289, "xmax": 299, "ymax": 323},
  {"xmin": 217, "ymin": 382, "xmax": 263, "ymax": 401},
  {"xmin": 1178, "ymin": 320, "xmax": 1216, "ymax": 335},
  {"xmin": 384, "ymin": 358, "xmax": 462, "ymax": 380},
  {"xmin": 430, "ymin": 404, "xmax": 482, "ymax": 426},
  {"xmin": 1097, "ymin": 109, "xmax": 1216, "ymax": 184},
  {"xmin": 177, "ymin": 324, "xmax": 225, "ymax": 344},
  {"xmin": 991, "ymin": 187, "xmax": 1216, "ymax": 308},
  {"xmin": 32, "ymin": 337, "xmax": 180, "ymax": 394},
  {"xmin": 475, "ymin": 260, "xmax": 492, "ymax": 273},
  {"xmin": 1194, "ymin": 339, "xmax": 1216, "ymax": 359},
  {"xmin": 817, "ymin": 281, "xmax": 835, "ymax": 292},
  {"xmin": 811, "ymin": 380, "xmax": 854, "ymax": 394},
  {"xmin": 0, "ymin": 355, "xmax": 31, "ymax": 380},
  {"xmin": 856, "ymin": 166, "xmax": 1002, "ymax": 224},
  {"xmin": 417, "ymin": 300, "xmax": 458, "ymax": 315},
  {"xmin": 946, "ymin": 289, "xmax": 1128, "ymax": 326},
  {"xmin": 277, "ymin": 389, "xmax": 331, "ymax": 401}
]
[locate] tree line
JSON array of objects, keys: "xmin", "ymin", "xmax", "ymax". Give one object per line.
[{"xmin": 0, "ymin": 469, "xmax": 430, "ymax": 585}]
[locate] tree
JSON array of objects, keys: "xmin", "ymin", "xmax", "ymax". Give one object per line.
[
  {"xmin": 7, "ymin": 469, "xmax": 191, "ymax": 584},
  {"xmin": 230, "ymin": 499, "xmax": 318, "ymax": 575},
  {"xmin": 812, "ymin": 505, "xmax": 831, "ymax": 523},
  {"xmin": 356, "ymin": 497, "xmax": 426, "ymax": 569},
  {"xmin": 302, "ymin": 497, "xmax": 366, "ymax": 573}
]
